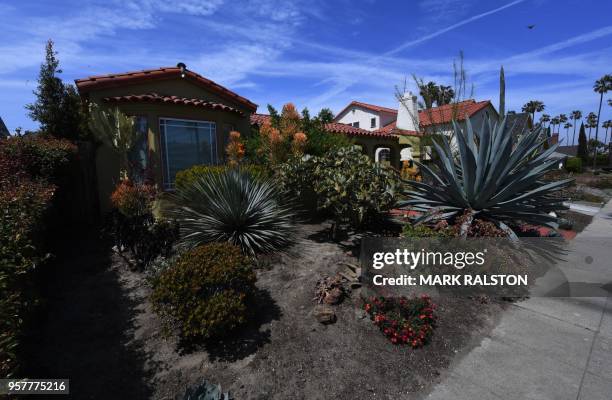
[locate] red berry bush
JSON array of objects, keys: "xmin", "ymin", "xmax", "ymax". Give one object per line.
[{"xmin": 363, "ymin": 295, "xmax": 436, "ymax": 348}]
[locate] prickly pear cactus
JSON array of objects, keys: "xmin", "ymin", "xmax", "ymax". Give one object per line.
[{"xmin": 183, "ymin": 381, "xmax": 232, "ymax": 400}]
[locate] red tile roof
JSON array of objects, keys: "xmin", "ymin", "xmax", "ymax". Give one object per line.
[
  {"xmin": 250, "ymin": 114, "xmax": 397, "ymax": 139},
  {"xmin": 75, "ymin": 67, "xmax": 257, "ymax": 112},
  {"xmin": 324, "ymin": 122, "xmax": 394, "ymax": 138},
  {"xmin": 374, "ymin": 121, "xmax": 421, "ymax": 136},
  {"xmin": 335, "ymin": 101, "xmax": 398, "ymax": 119},
  {"xmin": 250, "ymin": 113, "xmax": 272, "ymax": 126},
  {"xmin": 334, "ymin": 99, "xmax": 494, "ymax": 128},
  {"xmin": 418, "ymin": 100, "xmax": 492, "ymax": 127},
  {"xmin": 103, "ymin": 93, "xmax": 243, "ymax": 115}
]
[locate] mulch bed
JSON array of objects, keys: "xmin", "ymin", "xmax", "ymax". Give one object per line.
[{"xmin": 25, "ymin": 224, "xmax": 505, "ymax": 400}]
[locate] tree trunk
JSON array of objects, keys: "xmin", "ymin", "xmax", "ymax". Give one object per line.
[
  {"xmin": 593, "ymin": 93, "xmax": 604, "ymax": 170},
  {"xmin": 572, "ymin": 122, "xmax": 577, "ymax": 146}
]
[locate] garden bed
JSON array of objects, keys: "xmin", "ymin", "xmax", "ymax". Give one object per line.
[{"xmin": 25, "ymin": 224, "xmax": 505, "ymax": 399}]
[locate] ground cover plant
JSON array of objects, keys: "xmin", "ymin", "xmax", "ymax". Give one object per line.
[
  {"xmin": 165, "ymin": 168, "xmax": 296, "ymax": 255},
  {"xmin": 401, "ymin": 116, "xmax": 573, "ymax": 238},
  {"xmin": 363, "ymin": 295, "xmax": 437, "ymax": 348},
  {"xmin": 151, "ymin": 242, "xmax": 256, "ymax": 340}
]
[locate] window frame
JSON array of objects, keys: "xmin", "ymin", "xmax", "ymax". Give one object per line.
[
  {"xmin": 371, "ymin": 117, "xmax": 376, "ymax": 128},
  {"xmin": 159, "ymin": 117, "xmax": 217, "ymax": 190}
]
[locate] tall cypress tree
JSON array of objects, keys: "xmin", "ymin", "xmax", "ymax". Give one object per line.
[
  {"xmin": 26, "ymin": 40, "xmax": 85, "ymax": 140},
  {"xmin": 577, "ymin": 122, "xmax": 588, "ymax": 162}
]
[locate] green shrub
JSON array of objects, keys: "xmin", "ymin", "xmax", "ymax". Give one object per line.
[
  {"xmin": 0, "ymin": 134, "xmax": 76, "ymax": 180},
  {"xmin": 277, "ymin": 146, "xmax": 401, "ymax": 229},
  {"xmin": 108, "ymin": 180, "xmax": 178, "ymax": 268},
  {"xmin": 151, "ymin": 243, "xmax": 256, "ymax": 340},
  {"xmin": 0, "ymin": 135, "xmax": 75, "ymax": 377},
  {"xmin": 165, "ymin": 169, "xmax": 295, "ymax": 255},
  {"xmin": 175, "ymin": 164, "xmax": 269, "ymax": 190},
  {"xmin": 402, "ymin": 224, "xmax": 453, "ymax": 238},
  {"xmin": 565, "ymin": 157, "xmax": 582, "ymax": 173},
  {"xmin": 275, "ymin": 155, "xmax": 318, "ymax": 213}
]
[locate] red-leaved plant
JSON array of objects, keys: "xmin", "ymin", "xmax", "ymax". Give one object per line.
[{"xmin": 363, "ymin": 295, "xmax": 436, "ymax": 348}]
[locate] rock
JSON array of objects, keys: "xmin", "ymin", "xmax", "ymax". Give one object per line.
[{"xmin": 314, "ymin": 305, "xmax": 336, "ymax": 324}]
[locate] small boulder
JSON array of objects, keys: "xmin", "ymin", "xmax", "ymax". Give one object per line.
[{"xmin": 314, "ymin": 305, "xmax": 336, "ymax": 324}]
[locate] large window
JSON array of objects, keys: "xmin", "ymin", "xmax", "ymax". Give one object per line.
[{"xmin": 160, "ymin": 118, "xmax": 217, "ymax": 189}]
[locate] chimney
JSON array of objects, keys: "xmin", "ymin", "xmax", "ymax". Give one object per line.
[{"xmin": 396, "ymin": 92, "xmax": 419, "ymax": 131}]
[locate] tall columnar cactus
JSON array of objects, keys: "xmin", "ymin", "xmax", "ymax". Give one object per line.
[
  {"xmin": 400, "ymin": 116, "xmax": 573, "ymax": 238},
  {"xmin": 88, "ymin": 103, "xmax": 137, "ymax": 179}
]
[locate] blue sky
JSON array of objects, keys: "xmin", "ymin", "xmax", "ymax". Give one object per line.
[{"xmin": 1, "ymin": 0, "xmax": 611, "ymax": 142}]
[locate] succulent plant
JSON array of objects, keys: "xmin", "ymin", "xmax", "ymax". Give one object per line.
[
  {"xmin": 183, "ymin": 381, "xmax": 232, "ymax": 400},
  {"xmin": 401, "ymin": 116, "xmax": 573, "ymax": 238},
  {"xmin": 164, "ymin": 168, "xmax": 296, "ymax": 255}
]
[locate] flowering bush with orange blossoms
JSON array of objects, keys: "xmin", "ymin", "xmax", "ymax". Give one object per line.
[
  {"xmin": 259, "ymin": 120, "xmax": 285, "ymax": 165},
  {"xmin": 279, "ymin": 103, "xmax": 301, "ymax": 140},
  {"xmin": 226, "ymin": 131, "xmax": 245, "ymax": 166},
  {"xmin": 291, "ymin": 131, "xmax": 308, "ymax": 156}
]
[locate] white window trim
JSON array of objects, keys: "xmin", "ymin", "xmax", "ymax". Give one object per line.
[
  {"xmin": 159, "ymin": 117, "xmax": 217, "ymax": 189},
  {"xmin": 375, "ymin": 147, "xmax": 391, "ymax": 163}
]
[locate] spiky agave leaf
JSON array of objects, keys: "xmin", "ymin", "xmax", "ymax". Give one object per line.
[
  {"xmin": 400, "ymin": 116, "xmax": 572, "ymax": 237},
  {"xmin": 164, "ymin": 168, "xmax": 296, "ymax": 255}
]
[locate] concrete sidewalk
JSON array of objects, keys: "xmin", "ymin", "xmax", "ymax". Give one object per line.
[{"xmin": 426, "ymin": 201, "xmax": 612, "ymax": 400}]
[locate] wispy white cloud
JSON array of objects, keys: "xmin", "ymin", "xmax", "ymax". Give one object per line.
[{"xmin": 386, "ymin": 0, "xmax": 528, "ymax": 56}]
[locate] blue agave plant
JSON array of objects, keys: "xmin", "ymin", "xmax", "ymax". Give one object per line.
[{"xmin": 401, "ymin": 116, "xmax": 573, "ymax": 238}]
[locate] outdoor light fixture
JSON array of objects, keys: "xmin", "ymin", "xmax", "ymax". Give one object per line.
[{"xmin": 177, "ymin": 62, "xmax": 187, "ymax": 78}]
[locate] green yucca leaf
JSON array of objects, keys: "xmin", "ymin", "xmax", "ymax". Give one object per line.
[{"xmin": 164, "ymin": 168, "xmax": 296, "ymax": 255}]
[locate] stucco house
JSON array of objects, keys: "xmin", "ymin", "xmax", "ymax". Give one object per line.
[
  {"xmin": 75, "ymin": 63, "xmax": 257, "ymax": 211},
  {"xmin": 333, "ymin": 95, "xmax": 498, "ymax": 164}
]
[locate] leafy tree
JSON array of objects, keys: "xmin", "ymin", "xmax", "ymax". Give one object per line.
[
  {"xmin": 25, "ymin": 39, "xmax": 86, "ymax": 140},
  {"xmin": 267, "ymin": 104, "xmax": 281, "ymax": 127},
  {"xmin": 539, "ymin": 113, "xmax": 550, "ymax": 128},
  {"xmin": 577, "ymin": 122, "xmax": 588, "ymax": 162},
  {"xmin": 521, "ymin": 100, "xmax": 545, "ymax": 121},
  {"xmin": 592, "ymin": 74, "xmax": 612, "ymax": 168},
  {"xmin": 316, "ymin": 108, "xmax": 335, "ymax": 124},
  {"xmin": 436, "ymin": 85, "xmax": 455, "ymax": 106},
  {"xmin": 570, "ymin": 110, "xmax": 582, "ymax": 146}
]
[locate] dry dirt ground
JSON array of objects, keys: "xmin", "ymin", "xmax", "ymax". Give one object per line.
[{"xmin": 25, "ymin": 224, "xmax": 503, "ymax": 400}]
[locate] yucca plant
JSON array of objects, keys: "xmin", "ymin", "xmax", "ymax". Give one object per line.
[
  {"xmin": 401, "ymin": 116, "xmax": 573, "ymax": 238},
  {"xmin": 164, "ymin": 168, "xmax": 295, "ymax": 255}
]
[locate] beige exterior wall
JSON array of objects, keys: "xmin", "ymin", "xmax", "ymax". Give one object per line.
[{"xmin": 85, "ymin": 77, "xmax": 254, "ymax": 213}]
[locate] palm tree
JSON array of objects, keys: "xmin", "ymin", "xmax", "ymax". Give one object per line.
[
  {"xmin": 437, "ymin": 85, "xmax": 455, "ymax": 106},
  {"xmin": 564, "ymin": 123, "xmax": 572, "ymax": 142},
  {"xmin": 522, "ymin": 100, "xmax": 545, "ymax": 121},
  {"xmin": 570, "ymin": 110, "xmax": 582, "ymax": 146},
  {"xmin": 603, "ymin": 120, "xmax": 611, "ymax": 145},
  {"xmin": 550, "ymin": 116, "xmax": 560, "ymax": 135},
  {"xmin": 586, "ymin": 112, "xmax": 598, "ymax": 141},
  {"xmin": 418, "ymin": 81, "xmax": 440, "ymax": 109},
  {"xmin": 539, "ymin": 113, "xmax": 551, "ymax": 128},
  {"xmin": 558, "ymin": 114, "xmax": 568, "ymax": 143},
  {"xmin": 592, "ymin": 74, "xmax": 612, "ymax": 169}
]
